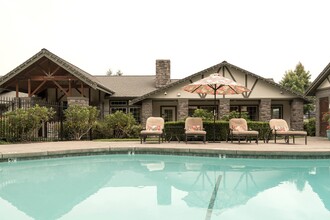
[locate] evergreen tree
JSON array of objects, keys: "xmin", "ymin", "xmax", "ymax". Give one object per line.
[
  {"xmin": 116, "ymin": 70, "xmax": 123, "ymax": 76},
  {"xmin": 106, "ymin": 68, "xmax": 113, "ymax": 76},
  {"xmin": 280, "ymin": 62, "xmax": 311, "ymax": 94},
  {"xmin": 280, "ymin": 62, "xmax": 314, "ymax": 116}
]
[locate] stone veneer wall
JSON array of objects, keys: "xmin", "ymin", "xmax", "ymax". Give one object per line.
[
  {"xmin": 259, "ymin": 99, "xmax": 271, "ymax": 121},
  {"xmin": 218, "ymin": 98, "xmax": 230, "ymax": 119},
  {"xmin": 177, "ymin": 99, "xmax": 188, "ymax": 120},
  {"xmin": 141, "ymin": 99, "xmax": 153, "ymax": 127},
  {"xmin": 67, "ymin": 97, "xmax": 89, "ymax": 106},
  {"xmin": 155, "ymin": 60, "xmax": 171, "ymax": 88},
  {"xmin": 315, "ymin": 90, "xmax": 330, "ymax": 136},
  {"xmin": 290, "ymin": 99, "xmax": 304, "ymax": 130}
]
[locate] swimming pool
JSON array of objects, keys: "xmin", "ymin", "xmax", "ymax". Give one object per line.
[{"xmin": 0, "ymin": 154, "xmax": 330, "ymax": 220}]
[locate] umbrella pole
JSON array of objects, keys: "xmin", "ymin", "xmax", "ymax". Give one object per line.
[{"xmin": 213, "ymin": 90, "xmax": 216, "ymax": 142}]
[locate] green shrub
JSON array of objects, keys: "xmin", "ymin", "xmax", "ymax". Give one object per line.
[
  {"xmin": 4, "ymin": 105, "xmax": 55, "ymax": 141},
  {"xmin": 164, "ymin": 120, "xmax": 269, "ymax": 142},
  {"xmin": 92, "ymin": 120, "xmax": 114, "ymax": 139},
  {"xmin": 221, "ymin": 111, "xmax": 250, "ymax": 121},
  {"xmin": 192, "ymin": 109, "xmax": 214, "ymax": 120},
  {"xmin": 103, "ymin": 111, "xmax": 141, "ymax": 138},
  {"xmin": 64, "ymin": 105, "xmax": 99, "ymax": 140},
  {"xmin": 304, "ymin": 117, "xmax": 315, "ymax": 136}
]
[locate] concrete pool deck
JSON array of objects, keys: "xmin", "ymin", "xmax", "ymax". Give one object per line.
[{"xmin": 0, "ymin": 136, "xmax": 330, "ymax": 161}]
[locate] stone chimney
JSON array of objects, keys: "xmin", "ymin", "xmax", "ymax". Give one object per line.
[{"xmin": 155, "ymin": 60, "xmax": 171, "ymax": 88}]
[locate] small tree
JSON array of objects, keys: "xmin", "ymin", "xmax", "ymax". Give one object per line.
[
  {"xmin": 221, "ymin": 111, "xmax": 250, "ymax": 121},
  {"xmin": 5, "ymin": 105, "xmax": 55, "ymax": 141},
  {"xmin": 192, "ymin": 109, "xmax": 214, "ymax": 120},
  {"xmin": 103, "ymin": 111, "xmax": 140, "ymax": 138},
  {"xmin": 280, "ymin": 62, "xmax": 314, "ymax": 116},
  {"xmin": 106, "ymin": 68, "xmax": 113, "ymax": 76},
  {"xmin": 116, "ymin": 70, "xmax": 123, "ymax": 76},
  {"xmin": 280, "ymin": 62, "xmax": 311, "ymax": 94},
  {"xmin": 64, "ymin": 105, "xmax": 99, "ymax": 140}
]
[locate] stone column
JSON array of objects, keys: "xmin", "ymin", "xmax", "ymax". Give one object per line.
[
  {"xmin": 290, "ymin": 99, "xmax": 304, "ymax": 130},
  {"xmin": 218, "ymin": 98, "xmax": 230, "ymax": 119},
  {"xmin": 315, "ymin": 97, "xmax": 320, "ymax": 136},
  {"xmin": 259, "ymin": 99, "xmax": 271, "ymax": 121},
  {"xmin": 67, "ymin": 97, "xmax": 89, "ymax": 106},
  {"xmin": 177, "ymin": 99, "xmax": 188, "ymax": 121},
  {"xmin": 141, "ymin": 99, "xmax": 153, "ymax": 127}
]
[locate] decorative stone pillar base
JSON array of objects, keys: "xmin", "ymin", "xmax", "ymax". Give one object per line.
[
  {"xmin": 67, "ymin": 97, "xmax": 89, "ymax": 106},
  {"xmin": 291, "ymin": 99, "xmax": 304, "ymax": 130},
  {"xmin": 141, "ymin": 99, "xmax": 153, "ymax": 127},
  {"xmin": 177, "ymin": 99, "xmax": 188, "ymax": 121},
  {"xmin": 218, "ymin": 98, "xmax": 230, "ymax": 119},
  {"xmin": 259, "ymin": 99, "xmax": 271, "ymax": 121}
]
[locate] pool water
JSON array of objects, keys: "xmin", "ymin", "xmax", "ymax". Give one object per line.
[{"xmin": 0, "ymin": 154, "xmax": 330, "ymax": 220}]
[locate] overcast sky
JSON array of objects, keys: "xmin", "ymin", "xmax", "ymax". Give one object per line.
[{"xmin": 1, "ymin": 0, "xmax": 330, "ymax": 83}]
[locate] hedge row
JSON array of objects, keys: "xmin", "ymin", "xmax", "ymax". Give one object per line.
[{"xmin": 164, "ymin": 120, "xmax": 270, "ymax": 142}]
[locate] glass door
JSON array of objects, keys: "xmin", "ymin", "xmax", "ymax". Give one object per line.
[{"xmin": 161, "ymin": 107, "xmax": 176, "ymax": 122}]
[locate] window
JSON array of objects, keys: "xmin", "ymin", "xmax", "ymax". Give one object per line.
[
  {"xmin": 110, "ymin": 107, "xmax": 127, "ymax": 114},
  {"xmin": 229, "ymin": 105, "xmax": 258, "ymax": 121},
  {"xmin": 271, "ymin": 105, "xmax": 283, "ymax": 119},
  {"xmin": 129, "ymin": 107, "xmax": 141, "ymax": 123},
  {"xmin": 110, "ymin": 101, "xmax": 127, "ymax": 106}
]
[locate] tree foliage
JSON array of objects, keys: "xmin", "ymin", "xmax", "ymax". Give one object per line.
[
  {"xmin": 103, "ymin": 111, "xmax": 140, "ymax": 138},
  {"xmin": 116, "ymin": 70, "xmax": 123, "ymax": 76},
  {"xmin": 4, "ymin": 105, "xmax": 55, "ymax": 141},
  {"xmin": 106, "ymin": 68, "xmax": 113, "ymax": 76},
  {"xmin": 64, "ymin": 105, "xmax": 99, "ymax": 140},
  {"xmin": 192, "ymin": 109, "xmax": 214, "ymax": 120},
  {"xmin": 280, "ymin": 62, "xmax": 311, "ymax": 94},
  {"xmin": 220, "ymin": 110, "xmax": 250, "ymax": 121},
  {"xmin": 280, "ymin": 62, "xmax": 314, "ymax": 115}
]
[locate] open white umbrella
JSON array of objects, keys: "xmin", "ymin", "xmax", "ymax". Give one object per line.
[{"xmin": 182, "ymin": 73, "xmax": 250, "ymax": 142}]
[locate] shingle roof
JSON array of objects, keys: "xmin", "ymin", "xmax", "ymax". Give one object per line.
[
  {"xmin": 0, "ymin": 48, "xmax": 114, "ymax": 95},
  {"xmin": 94, "ymin": 75, "xmax": 157, "ymax": 97},
  {"xmin": 131, "ymin": 61, "xmax": 309, "ymax": 104},
  {"xmin": 305, "ymin": 62, "xmax": 330, "ymax": 96}
]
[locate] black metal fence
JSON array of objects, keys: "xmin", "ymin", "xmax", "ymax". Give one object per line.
[{"xmin": 0, "ymin": 97, "xmax": 66, "ymax": 142}]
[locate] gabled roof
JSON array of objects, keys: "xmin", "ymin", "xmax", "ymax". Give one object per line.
[
  {"xmin": 0, "ymin": 48, "xmax": 114, "ymax": 94},
  {"xmin": 94, "ymin": 75, "xmax": 158, "ymax": 97},
  {"xmin": 305, "ymin": 62, "xmax": 330, "ymax": 96},
  {"xmin": 131, "ymin": 61, "xmax": 309, "ymax": 104}
]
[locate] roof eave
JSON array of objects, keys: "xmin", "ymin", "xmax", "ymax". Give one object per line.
[
  {"xmin": 131, "ymin": 61, "xmax": 310, "ymax": 104},
  {"xmin": 305, "ymin": 62, "xmax": 330, "ymax": 96}
]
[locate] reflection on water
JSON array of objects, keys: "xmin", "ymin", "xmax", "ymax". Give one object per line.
[{"xmin": 0, "ymin": 155, "xmax": 330, "ymax": 220}]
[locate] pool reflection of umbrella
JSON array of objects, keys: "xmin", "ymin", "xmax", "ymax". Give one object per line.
[{"xmin": 182, "ymin": 73, "xmax": 250, "ymax": 142}]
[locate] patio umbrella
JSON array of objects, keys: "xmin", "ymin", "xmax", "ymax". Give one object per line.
[{"xmin": 182, "ymin": 73, "xmax": 250, "ymax": 142}]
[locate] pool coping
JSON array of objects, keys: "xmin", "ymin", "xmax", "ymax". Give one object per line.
[{"xmin": 1, "ymin": 136, "xmax": 330, "ymax": 162}]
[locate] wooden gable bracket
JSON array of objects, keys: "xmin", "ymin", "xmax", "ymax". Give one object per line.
[
  {"xmin": 52, "ymin": 80, "xmax": 69, "ymax": 96},
  {"xmin": 74, "ymin": 82, "xmax": 85, "ymax": 97},
  {"xmin": 31, "ymin": 80, "xmax": 47, "ymax": 96},
  {"xmin": 36, "ymin": 64, "xmax": 61, "ymax": 77},
  {"xmin": 217, "ymin": 66, "xmax": 223, "ymax": 73},
  {"xmin": 56, "ymin": 89, "xmax": 69, "ymax": 100},
  {"xmin": 198, "ymin": 93, "xmax": 207, "ymax": 98},
  {"xmin": 224, "ymin": 66, "xmax": 236, "ymax": 82},
  {"xmin": 36, "ymin": 64, "xmax": 51, "ymax": 76},
  {"xmin": 247, "ymin": 78, "xmax": 258, "ymax": 98}
]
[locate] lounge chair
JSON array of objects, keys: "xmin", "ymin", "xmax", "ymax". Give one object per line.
[
  {"xmin": 268, "ymin": 119, "xmax": 307, "ymax": 145},
  {"xmin": 227, "ymin": 118, "xmax": 259, "ymax": 144},
  {"xmin": 185, "ymin": 117, "xmax": 206, "ymax": 144},
  {"xmin": 140, "ymin": 117, "xmax": 164, "ymax": 144}
]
